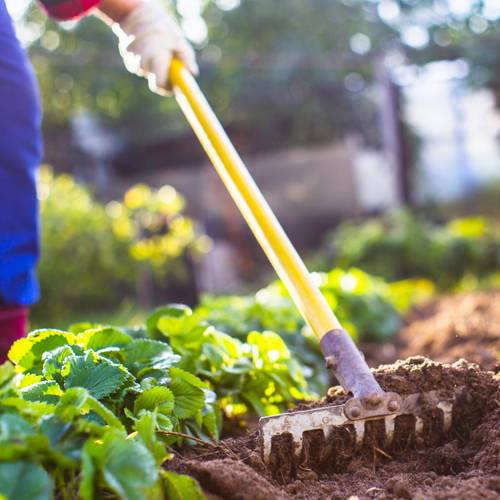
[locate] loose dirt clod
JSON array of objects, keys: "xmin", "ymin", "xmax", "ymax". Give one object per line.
[{"xmin": 164, "ymin": 292, "xmax": 500, "ymax": 499}]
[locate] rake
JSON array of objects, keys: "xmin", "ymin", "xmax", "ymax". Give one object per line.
[{"xmin": 169, "ymin": 59, "xmax": 466, "ymax": 464}]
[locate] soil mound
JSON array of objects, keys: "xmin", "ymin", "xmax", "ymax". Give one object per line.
[
  {"xmin": 397, "ymin": 291, "xmax": 500, "ymax": 371},
  {"xmin": 164, "ymin": 357, "xmax": 500, "ymax": 499}
]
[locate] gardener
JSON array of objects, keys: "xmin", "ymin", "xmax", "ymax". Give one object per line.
[{"xmin": 0, "ymin": 0, "xmax": 198, "ymax": 360}]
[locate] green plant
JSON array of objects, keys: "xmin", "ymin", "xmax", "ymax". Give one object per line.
[
  {"xmin": 9, "ymin": 325, "xmax": 219, "ymax": 444},
  {"xmin": 197, "ymin": 267, "xmax": 429, "ymax": 344},
  {"xmin": 34, "ymin": 168, "xmax": 209, "ymax": 327},
  {"xmin": 0, "ymin": 299, "xmax": 322, "ymax": 498},
  {"xmin": 0, "ymin": 357, "xmax": 206, "ymax": 500},
  {"xmin": 146, "ymin": 304, "xmax": 314, "ymax": 417},
  {"xmin": 331, "ymin": 209, "xmax": 500, "ymax": 290}
]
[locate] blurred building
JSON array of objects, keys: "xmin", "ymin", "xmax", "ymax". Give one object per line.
[{"xmin": 393, "ymin": 59, "xmax": 500, "ymax": 203}]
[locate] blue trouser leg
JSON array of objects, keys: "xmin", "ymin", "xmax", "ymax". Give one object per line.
[{"xmin": 0, "ymin": 1, "xmax": 43, "ymax": 306}]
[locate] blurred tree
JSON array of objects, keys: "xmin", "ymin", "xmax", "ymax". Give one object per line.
[
  {"xmin": 11, "ymin": 0, "xmax": 500, "ymax": 149},
  {"xmin": 15, "ymin": 0, "xmax": 393, "ymax": 149}
]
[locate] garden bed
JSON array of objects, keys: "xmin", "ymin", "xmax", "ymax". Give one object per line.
[{"xmin": 164, "ymin": 291, "xmax": 500, "ymax": 499}]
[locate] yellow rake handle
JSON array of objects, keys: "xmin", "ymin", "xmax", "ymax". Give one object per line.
[{"xmin": 169, "ymin": 58, "xmax": 341, "ymax": 342}]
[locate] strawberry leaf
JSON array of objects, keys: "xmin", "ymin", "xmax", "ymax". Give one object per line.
[
  {"xmin": 169, "ymin": 379, "xmax": 205, "ymax": 420},
  {"xmin": 134, "ymin": 387, "xmax": 174, "ymax": 416},
  {"xmin": 83, "ymin": 429, "xmax": 158, "ymax": 500},
  {"xmin": 77, "ymin": 327, "xmax": 132, "ymax": 351},
  {"xmin": 164, "ymin": 471, "xmax": 206, "ymax": 500},
  {"xmin": 21, "ymin": 381, "xmax": 62, "ymax": 405},
  {"xmin": 63, "ymin": 352, "xmax": 132, "ymax": 400}
]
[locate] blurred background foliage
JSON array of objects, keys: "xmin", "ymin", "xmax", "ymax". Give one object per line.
[
  {"xmin": 33, "ymin": 167, "xmax": 209, "ymax": 327},
  {"xmin": 325, "ymin": 208, "xmax": 500, "ymax": 291}
]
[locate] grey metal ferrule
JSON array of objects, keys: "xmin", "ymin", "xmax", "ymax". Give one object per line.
[{"xmin": 320, "ymin": 328, "xmax": 385, "ymax": 408}]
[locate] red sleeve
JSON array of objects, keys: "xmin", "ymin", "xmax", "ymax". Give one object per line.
[{"xmin": 37, "ymin": 0, "xmax": 103, "ymax": 21}]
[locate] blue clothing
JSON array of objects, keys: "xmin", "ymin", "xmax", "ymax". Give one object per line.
[{"xmin": 0, "ymin": 1, "xmax": 43, "ymax": 306}]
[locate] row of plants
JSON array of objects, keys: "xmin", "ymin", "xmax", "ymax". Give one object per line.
[
  {"xmin": 196, "ymin": 267, "xmax": 433, "ymax": 396},
  {"xmin": 34, "ymin": 167, "xmax": 211, "ymax": 327},
  {"xmin": 328, "ymin": 209, "xmax": 500, "ymax": 291},
  {"xmin": 1, "ymin": 303, "xmax": 316, "ymax": 499},
  {"xmin": 198, "ymin": 267, "xmax": 433, "ymax": 342}
]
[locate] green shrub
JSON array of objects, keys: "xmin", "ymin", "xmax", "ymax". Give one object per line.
[
  {"xmin": 33, "ymin": 168, "xmax": 208, "ymax": 327},
  {"xmin": 331, "ymin": 209, "xmax": 500, "ymax": 290}
]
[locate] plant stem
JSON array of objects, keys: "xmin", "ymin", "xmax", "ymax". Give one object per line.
[{"xmin": 155, "ymin": 430, "xmax": 218, "ymax": 448}]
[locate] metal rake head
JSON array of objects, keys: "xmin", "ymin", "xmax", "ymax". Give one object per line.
[{"xmin": 259, "ymin": 386, "xmax": 467, "ymax": 464}]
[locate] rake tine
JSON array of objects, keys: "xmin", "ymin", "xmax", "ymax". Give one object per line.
[
  {"xmin": 259, "ymin": 386, "xmax": 468, "ymax": 464},
  {"xmin": 353, "ymin": 421, "xmax": 365, "ymax": 450},
  {"xmin": 384, "ymin": 415, "xmax": 396, "ymax": 448},
  {"xmin": 438, "ymin": 401, "xmax": 453, "ymax": 433}
]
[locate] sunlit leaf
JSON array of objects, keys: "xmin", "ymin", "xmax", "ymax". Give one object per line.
[
  {"xmin": 170, "ymin": 379, "xmax": 205, "ymax": 419},
  {"xmin": 63, "ymin": 353, "xmax": 132, "ymax": 400},
  {"xmin": 134, "ymin": 387, "xmax": 174, "ymax": 416}
]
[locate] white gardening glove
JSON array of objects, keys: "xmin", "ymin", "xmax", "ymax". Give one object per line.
[{"xmin": 112, "ymin": 0, "xmax": 199, "ymax": 95}]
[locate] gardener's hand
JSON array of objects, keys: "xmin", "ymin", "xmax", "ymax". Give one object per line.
[{"xmin": 101, "ymin": 0, "xmax": 199, "ymax": 95}]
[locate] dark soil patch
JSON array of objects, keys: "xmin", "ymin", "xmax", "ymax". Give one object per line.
[{"xmin": 164, "ymin": 292, "xmax": 500, "ymax": 499}]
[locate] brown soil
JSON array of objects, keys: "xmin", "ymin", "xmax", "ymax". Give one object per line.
[
  {"xmin": 397, "ymin": 291, "xmax": 500, "ymax": 372},
  {"xmin": 164, "ymin": 291, "xmax": 500, "ymax": 499}
]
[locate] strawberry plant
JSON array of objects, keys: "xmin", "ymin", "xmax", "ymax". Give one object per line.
[
  {"xmin": 145, "ymin": 304, "xmax": 314, "ymax": 417},
  {"xmin": 0, "ymin": 360, "xmax": 205, "ymax": 500},
  {"xmin": 197, "ymin": 267, "xmax": 431, "ymax": 344},
  {"xmin": 9, "ymin": 325, "xmax": 220, "ymax": 443},
  {"xmin": 0, "ymin": 302, "xmax": 317, "ymax": 499}
]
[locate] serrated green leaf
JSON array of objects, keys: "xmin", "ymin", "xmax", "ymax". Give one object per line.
[
  {"xmin": 124, "ymin": 340, "xmax": 180, "ymax": 377},
  {"xmin": 28, "ymin": 330, "xmax": 76, "ymax": 359},
  {"xmin": 21, "ymin": 381, "xmax": 62, "ymax": 405},
  {"xmin": 163, "ymin": 472, "xmax": 206, "ymax": 500},
  {"xmin": 84, "ymin": 429, "xmax": 158, "ymax": 500},
  {"xmin": 134, "ymin": 387, "xmax": 174, "ymax": 415},
  {"xmin": 42, "ymin": 346, "xmax": 75, "ymax": 385},
  {"xmin": 63, "ymin": 353, "xmax": 132, "ymax": 400},
  {"xmin": 77, "ymin": 327, "xmax": 132, "ymax": 351},
  {"xmin": 8, "ymin": 338, "xmax": 35, "ymax": 370},
  {"xmin": 86, "ymin": 395, "xmax": 126, "ymax": 431},
  {"xmin": 55, "ymin": 387, "xmax": 88, "ymax": 414},
  {"xmin": 107, "ymin": 379, "xmax": 141, "ymax": 403},
  {"xmin": 0, "ymin": 461, "xmax": 53, "ymax": 500},
  {"xmin": 170, "ymin": 379, "xmax": 205, "ymax": 419},
  {"xmin": 146, "ymin": 305, "xmax": 191, "ymax": 336},
  {"xmin": 169, "ymin": 368, "xmax": 207, "ymax": 389},
  {"xmin": 157, "ymin": 315, "xmax": 209, "ymax": 352},
  {"xmin": 18, "ymin": 373, "xmax": 43, "ymax": 389}
]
